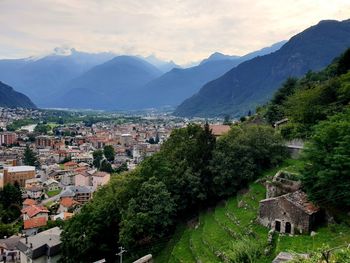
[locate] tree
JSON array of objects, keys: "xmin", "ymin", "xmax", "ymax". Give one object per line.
[
  {"xmin": 115, "ymin": 162, "xmax": 128, "ymax": 173},
  {"xmin": 100, "ymin": 159, "xmax": 113, "ymax": 173},
  {"xmin": 92, "ymin": 150, "xmax": 103, "ymax": 169},
  {"xmin": 147, "ymin": 123, "xmax": 216, "ymax": 210},
  {"xmin": 265, "ymin": 77, "xmax": 298, "ymax": 124},
  {"xmin": 119, "ymin": 177, "xmax": 175, "ymax": 249},
  {"xmin": 61, "ymin": 173, "xmax": 142, "ymax": 262},
  {"xmin": 211, "ymin": 125, "xmax": 287, "ymax": 197},
  {"xmin": 103, "ymin": 145, "xmax": 115, "ymax": 162},
  {"xmin": 23, "ymin": 145, "xmax": 39, "ymax": 167},
  {"xmin": 0, "ymin": 184, "xmax": 22, "ymax": 223},
  {"xmin": 301, "ymin": 109, "xmax": 350, "ymax": 208},
  {"xmin": 336, "ymin": 48, "xmax": 350, "ymax": 75},
  {"xmin": 34, "ymin": 123, "xmax": 50, "ymax": 134},
  {"xmin": 0, "ymin": 184, "xmax": 22, "ymax": 209}
]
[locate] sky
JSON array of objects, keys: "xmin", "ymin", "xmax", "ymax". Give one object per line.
[{"xmin": 0, "ymin": 0, "xmax": 350, "ymax": 65}]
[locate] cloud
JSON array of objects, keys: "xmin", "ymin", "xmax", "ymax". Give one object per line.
[{"xmin": 0, "ymin": 0, "xmax": 349, "ymax": 64}]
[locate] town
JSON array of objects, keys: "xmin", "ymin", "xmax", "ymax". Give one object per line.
[{"xmin": 0, "ymin": 107, "xmax": 229, "ymax": 263}]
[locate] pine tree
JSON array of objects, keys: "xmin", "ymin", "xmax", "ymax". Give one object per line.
[{"xmin": 23, "ymin": 145, "xmax": 39, "ymax": 167}]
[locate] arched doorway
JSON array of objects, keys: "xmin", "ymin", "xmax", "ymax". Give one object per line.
[
  {"xmin": 285, "ymin": 222, "xmax": 292, "ymax": 234},
  {"xmin": 275, "ymin": 220, "xmax": 281, "ymax": 232}
]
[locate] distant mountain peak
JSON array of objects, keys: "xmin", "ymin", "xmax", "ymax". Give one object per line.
[
  {"xmin": 142, "ymin": 54, "xmax": 181, "ymax": 73},
  {"xmin": 53, "ymin": 46, "xmax": 74, "ymax": 56},
  {"xmin": 200, "ymin": 52, "xmax": 240, "ymax": 65}
]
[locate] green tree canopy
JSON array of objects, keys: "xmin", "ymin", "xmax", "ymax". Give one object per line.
[
  {"xmin": 103, "ymin": 145, "xmax": 115, "ymax": 162},
  {"xmin": 211, "ymin": 125, "xmax": 287, "ymax": 197},
  {"xmin": 34, "ymin": 123, "xmax": 50, "ymax": 134},
  {"xmin": 119, "ymin": 177, "xmax": 175, "ymax": 248},
  {"xmin": 92, "ymin": 150, "xmax": 103, "ymax": 169},
  {"xmin": 23, "ymin": 145, "xmax": 39, "ymax": 167},
  {"xmin": 301, "ymin": 108, "xmax": 350, "ymax": 208}
]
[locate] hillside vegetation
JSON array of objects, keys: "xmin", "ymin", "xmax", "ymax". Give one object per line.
[
  {"xmin": 154, "ymin": 48, "xmax": 350, "ymax": 262},
  {"xmin": 156, "ymin": 160, "xmax": 350, "ymax": 262},
  {"xmin": 60, "ymin": 49, "xmax": 350, "ymax": 262}
]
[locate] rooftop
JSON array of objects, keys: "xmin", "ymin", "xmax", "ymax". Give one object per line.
[
  {"xmin": 284, "ymin": 190, "xmax": 320, "ymax": 215},
  {"xmin": 23, "ymin": 217, "xmax": 48, "ymax": 230},
  {"xmin": 22, "ymin": 205, "xmax": 49, "ymax": 218},
  {"xmin": 17, "ymin": 227, "xmax": 62, "ymax": 259},
  {"xmin": 23, "ymin": 199, "xmax": 37, "ymax": 206},
  {"xmin": 5, "ymin": 166, "xmax": 35, "ymax": 173}
]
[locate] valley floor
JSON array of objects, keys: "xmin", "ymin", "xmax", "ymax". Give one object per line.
[{"xmin": 154, "ymin": 160, "xmax": 350, "ymax": 263}]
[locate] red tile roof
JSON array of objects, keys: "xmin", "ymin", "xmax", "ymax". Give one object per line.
[
  {"xmin": 22, "ymin": 205, "xmax": 49, "ymax": 218},
  {"xmin": 64, "ymin": 161, "xmax": 78, "ymax": 167},
  {"xmin": 23, "ymin": 199, "xmax": 37, "ymax": 206},
  {"xmin": 23, "ymin": 217, "xmax": 47, "ymax": 230},
  {"xmin": 60, "ymin": 197, "xmax": 79, "ymax": 208}
]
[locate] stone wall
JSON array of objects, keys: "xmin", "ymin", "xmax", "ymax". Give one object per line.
[{"xmin": 259, "ymin": 196, "xmax": 313, "ymax": 234}]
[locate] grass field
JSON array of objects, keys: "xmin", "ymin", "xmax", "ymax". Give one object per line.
[
  {"xmin": 154, "ymin": 159, "xmax": 350, "ymax": 262},
  {"xmin": 47, "ymin": 189, "xmax": 61, "ymax": 197}
]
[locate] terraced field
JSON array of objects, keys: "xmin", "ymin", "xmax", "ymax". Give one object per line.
[{"xmin": 155, "ymin": 159, "xmax": 350, "ymax": 263}]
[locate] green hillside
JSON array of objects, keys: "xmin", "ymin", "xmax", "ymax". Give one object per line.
[{"xmin": 155, "ymin": 159, "xmax": 350, "ymax": 262}]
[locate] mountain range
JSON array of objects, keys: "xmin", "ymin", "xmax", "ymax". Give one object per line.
[
  {"xmin": 0, "ymin": 81, "xmax": 36, "ymax": 108},
  {"xmin": 0, "ymin": 48, "xmax": 115, "ymax": 105},
  {"xmin": 53, "ymin": 56, "xmax": 163, "ymax": 109},
  {"xmin": 1, "ymin": 19, "xmax": 350, "ymax": 114},
  {"xmin": 174, "ymin": 19, "xmax": 350, "ymax": 117},
  {"xmin": 128, "ymin": 41, "xmax": 287, "ymax": 109}
]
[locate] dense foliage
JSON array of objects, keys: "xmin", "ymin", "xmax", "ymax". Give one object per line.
[
  {"xmin": 301, "ymin": 109, "xmax": 350, "ymax": 208},
  {"xmin": 34, "ymin": 123, "xmax": 51, "ymax": 134},
  {"xmin": 0, "ymin": 183, "xmax": 22, "ymax": 237},
  {"xmin": 291, "ymin": 247, "xmax": 350, "ymax": 262},
  {"xmin": 211, "ymin": 125, "xmax": 287, "ymax": 197},
  {"xmin": 60, "ymin": 123, "xmax": 285, "ymax": 262},
  {"xmin": 264, "ymin": 48, "xmax": 350, "ymax": 139},
  {"xmin": 23, "ymin": 145, "xmax": 39, "ymax": 167}
]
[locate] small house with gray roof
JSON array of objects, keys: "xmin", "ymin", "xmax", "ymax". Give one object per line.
[{"xmin": 17, "ymin": 227, "xmax": 62, "ymax": 263}]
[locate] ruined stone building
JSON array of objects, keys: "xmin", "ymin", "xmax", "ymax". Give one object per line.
[{"xmin": 258, "ymin": 171, "xmax": 321, "ymax": 234}]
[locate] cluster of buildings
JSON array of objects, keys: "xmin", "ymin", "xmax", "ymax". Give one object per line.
[
  {"xmin": 0, "ymin": 113, "xmax": 189, "ymax": 262},
  {"xmin": 0, "ymin": 108, "xmax": 42, "ymax": 129},
  {"xmin": 0, "ymin": 107, "xmax": 233, "ymax": 262}
]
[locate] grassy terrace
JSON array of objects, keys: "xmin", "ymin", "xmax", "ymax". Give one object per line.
[{"xmin": 155, "ymin": 159, "xmax": 350, "ymax": 262}]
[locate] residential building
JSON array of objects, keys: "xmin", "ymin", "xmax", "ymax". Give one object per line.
[
  {"xmin": 0, "ymin": 235, "xmax": 21, "ymax": 262},
  {"xmin": 17, "ymin": 227, "xmax": 62, "ymax": 263},
  {"xmin": 43, "ymin": 178, "xmax": 60, "ymax": 192},
  {"xmin": 92, "ymin": 171, "xmax": 110, "ymax": 191},
  {"xmin": 25, "ymin": 178, "xmax": 42, "ymax": 189},
  {"xmin": 3, "ymin": 166, "xmax": 36, "ymax": 187},
  {"xmin": 22, "ymin": 205, "xmax": 49, "ymax": 236},
  {"xmin": 35, "ymin": 135, "xmax": 54, "ymax": 149},
  {"xmin": 0, "ymin": 132, "xmax": 17, "ymax": 146},
  {"xmin": 22, "ymin": 199, "xmax": 37, "ymax": 208},
  {"xmin": 58, "ymin": 197, "xmax": 79, "ymax": 213},
  {"xmin": 26, "ymin": 186, "xmax": 44, "ymax": 200},
  {"xmin": 75, "ymin": 172, "xmax": 91, "ymax": 187},
  {"xmin": 63, "ymin": 161, "xmax": 78, "ymax": 171},
  {"xmin": 60, "ymin": 185, "xmax": 92, "ymax": 204}
]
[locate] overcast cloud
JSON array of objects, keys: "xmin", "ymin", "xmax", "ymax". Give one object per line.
[{"xmin": 0, "ymin": 0, "xmax": 350, "ymax": 64}]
